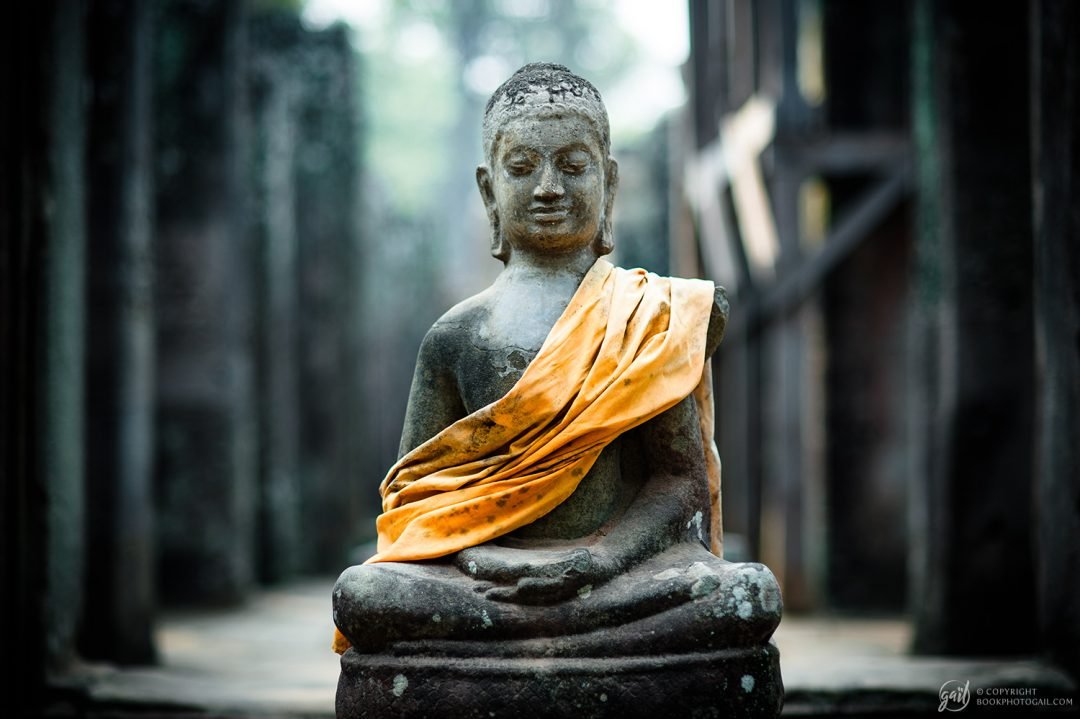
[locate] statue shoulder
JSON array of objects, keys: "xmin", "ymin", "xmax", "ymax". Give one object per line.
[
  {"xmin": 400, "ymin": 292, "xmax": 496, "ymax": 457},
  {"xmin": 419, "ymin": 289, "xmax": 496, "ymax": 365}
]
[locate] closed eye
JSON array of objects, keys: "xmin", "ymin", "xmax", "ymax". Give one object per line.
[
  {"xmin": 558, "ymin": 149, "xmax": 591, "ymax": 175},
  {"xmin": 503, "ymin": 151, "xmax": 538, "ymax": 176}
]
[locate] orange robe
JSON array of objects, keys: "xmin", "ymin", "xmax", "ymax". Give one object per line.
[{"xmin": 333, "ymin": 259, "xmax": 721, "ymax": 654}]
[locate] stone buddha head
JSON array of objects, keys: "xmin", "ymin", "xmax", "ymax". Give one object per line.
[{"xmin": 476, "ymin": 63, "xmax": 619, "ymax": 263}]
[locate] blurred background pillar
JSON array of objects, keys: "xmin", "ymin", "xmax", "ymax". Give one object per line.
[
  {"xmin": 153, "ymin": 0, "xmax": 256, "ymax": 605},
  {"xmin": 909, "ymin": 0, "xmax": 1038, "ymax": 655},
  {"xmin": 819, "ymin": 0, "xmax": 912, "ymax": 613},
  {"xmin": 80, "ymin": 0, "xmax": 158, "ymax": 662},
  {"xmin": 293, "ymin": 25, "xmax": 366, "ymax": 572},
  {"xmin": 1, "ymin": 0, "xmax": 87, "ymax": 708},
  {"xmin": 1031, "ymin": 0, "xmax": 1080, "ymax": 681},
  {"xmin": 248, "ymin": 8, "xmax": 303, "ymax": 584}
]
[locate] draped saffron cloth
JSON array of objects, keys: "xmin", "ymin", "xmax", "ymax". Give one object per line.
[{"xmin": 332, "ymin": 259, "xmax": 723, "ymax": 654}]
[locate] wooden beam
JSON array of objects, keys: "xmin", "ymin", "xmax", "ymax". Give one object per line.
[
  {"xmin": 726, "ymin": 160, "xmax": 913, "ymax": 342},
  {"xmin": 776, "ymin": 132, "xmax": 911, "ymax": 175}
]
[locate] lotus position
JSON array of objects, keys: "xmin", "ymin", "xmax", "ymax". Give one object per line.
[{"xmin": 332, "ymin": 63, "xmax": 780, "ymax": 659}]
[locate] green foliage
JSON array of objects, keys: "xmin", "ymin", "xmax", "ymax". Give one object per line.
[
  {"xmin": 252, "ymin": 0, "xmax": 305, "ymax": 14},
  {"xmin": 355, "ymin": 0, "xmax": 644, "ymax": 214},
  {"xmin": 365, "ymin": 37, "xmax": 459, "ymax": 214}
]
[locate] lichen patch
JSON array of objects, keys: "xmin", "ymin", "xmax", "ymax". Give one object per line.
[{"xmin": 686, "ymin": 510, "xmax": 704, "ymax": 542}]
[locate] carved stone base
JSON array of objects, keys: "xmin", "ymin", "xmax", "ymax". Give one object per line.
[{"xmin": 336, "ymin": 642, "xmax": 783, "ymax": 718}]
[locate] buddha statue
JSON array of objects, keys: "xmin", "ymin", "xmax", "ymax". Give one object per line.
[{"xmin": 333, "ymin": 63, "xmax": 783, "ymax": 718}]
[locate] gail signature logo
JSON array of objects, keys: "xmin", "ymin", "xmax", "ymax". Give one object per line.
[{"xmin": 939, "ymin": 679, "xmax": 971, "ymax": 712}]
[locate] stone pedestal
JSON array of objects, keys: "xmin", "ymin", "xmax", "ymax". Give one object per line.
[{"xmin": 337, "ymin": 643, "xmax": 782, "ymax": 718}]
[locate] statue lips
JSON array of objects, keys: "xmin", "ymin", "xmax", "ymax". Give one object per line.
[{"xmin": 530, "ymin": 205, "xmax": 570, "ymax": 224}]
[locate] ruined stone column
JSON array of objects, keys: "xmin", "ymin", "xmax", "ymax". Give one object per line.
[
  {"xmin": 81, "ymin": 0, "xmax": 158, "ymax": 663},
  {"xmin": 819, "ymin": 0, "xmax": 913, "ymax": 614},
  {"xmin": 248, "ymin": 9, "xmax": 302, "ymax": 583},
  {"xmin": 909, "ymin": 0, "xmax": 1038, "ymax": 655},
  {"xmin": 153, "ymin": 0, "xmax": 256, "ymax": 605},
  {"xmin": 1, "ymin": 0, "xmax": 86, "ymax": 706},
  {"xmin": 294, "ymin": 26, "xmax": 366, "ymax": 572},
  {"xmin": 1031, "ymin": 0, "xmax": 1080, "ymax": 680}
]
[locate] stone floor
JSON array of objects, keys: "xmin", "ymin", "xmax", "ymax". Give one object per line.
[
  {"xmin": 778, "ymin": 618, "xmax": 1076, "ymax": 715},
  {"xmin": 55, "ymin": 579, "xmax": 340, "ymax": 717},
  {"xmin": 54, "ymin": 578, "xmax": 1077, "ymax": 717}
]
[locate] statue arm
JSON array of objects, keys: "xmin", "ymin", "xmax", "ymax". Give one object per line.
[
  {"xmin": 591, "ymin": 394, "xmax": 712, "ymax": 568},
  {"xmin": 593, "ymin": 287, "xmax": 729, "ymax": 561},
  {"xmin": 462, "ymin": 395, "xmax": 711, "ymax": 604},
  {"xmin": 584, "ymin": 286, "xmax": 727, "ymax": 568},
  {"xmin": 397, "ymin": 323, "xmax": 467, "ymax": 459},
  {"xmin": 705, "ymin": 285, "xmax": 730, "ymax": 359}
]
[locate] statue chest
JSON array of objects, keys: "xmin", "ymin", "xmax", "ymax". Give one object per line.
[
  {"xmin": 453, "ymin": 278, "xmax": 583, "ymax": 412},
  {"xmin": 455, "ymin": 306, "xmax": 555, "ymax": 414},
  {"xmin": 452, "ymin": 329, "xmax": 636, "ymax": 541},
  {"xmin": 455, "ymin": 341, "xmax": 539, "ymax": 414}
]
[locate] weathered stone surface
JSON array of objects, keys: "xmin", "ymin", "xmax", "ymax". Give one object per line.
[
  {"xmin": 337, "ymin": 644, "xmax": 783, "ymax": 719},
  {"xmin": 335, "ymin": 544, "xmax": 780, "ymax": 656}
]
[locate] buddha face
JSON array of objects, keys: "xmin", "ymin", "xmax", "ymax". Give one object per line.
[{"xmin": 477, "ymin": 111, "xmax": 617, "ymax": 260}]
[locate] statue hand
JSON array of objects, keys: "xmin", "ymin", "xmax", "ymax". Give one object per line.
[
  {"xmin": 455, "ymin": 544, "xmax": 611, "ymax": 604},
  {"xmin": 456, "ymin": 544, "xmax": 592, "ymax": 581},
  {"xmin": 485, "ymin": 574, "xmax": 595, "ymax": 605}
]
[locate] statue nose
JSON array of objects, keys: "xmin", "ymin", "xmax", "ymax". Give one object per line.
[{"xmin": 534, "ymin": 163, "xmax": 564, "ymax": 200}]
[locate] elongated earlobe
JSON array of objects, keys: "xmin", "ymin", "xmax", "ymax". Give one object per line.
[
  {"xmin": 490, "ymin": 217, "xmax": 509, "ymax": 262},
  {"xmin": 476, "ymin": 165, "xmax": 510, "ymax": 262},
  {"xmin": 594, "ymin": 222, "xmax": 614, "ymax": 257},
  {"xmin": 593, "ymin": 158, "xmax": 619, "ymax": 256}
]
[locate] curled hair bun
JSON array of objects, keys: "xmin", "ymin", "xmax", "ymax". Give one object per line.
[{"xmin": 481, "ymin": 62, "xmax": 610, "ymax": 165}]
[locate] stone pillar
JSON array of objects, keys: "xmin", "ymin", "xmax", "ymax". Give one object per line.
[
  {"xmin": 38, "ymin": 0, "xmax": 88, "ymax": 672},
  {"xmin": 819, "ymin": 0, "xmax": 913, "ymax": 612},
  {"xmin": 294, "ymin": 26, "xmax": 366, "ymax": 572},
  {"xmin": 80, "ymin": 0, "xmax": 158, "ymax": 663},
  {"xmin": 248, "ymin": 9, "xmax": 302, "ymax": 583},
  {"xmin": 153, "ymin": 0, "xmax": 256, "ymax": 605},
  {"xmin": 1031, "ymin": 0, "xmax": 1080, "ymax": 681},
  {"xmin": 822, "ymin": 210, "xmax": 911, "ymax": 611},
  {"xmin": 715, "ymin": 249, "xmax": 765, "ymax": 564},
  {"xmin": 1, "ymin": 0, "xmax": 86, "ymax": 707},
  {"xmin": 909, "ymin": 0, "xmax": 1038, "ymax": 654}
]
